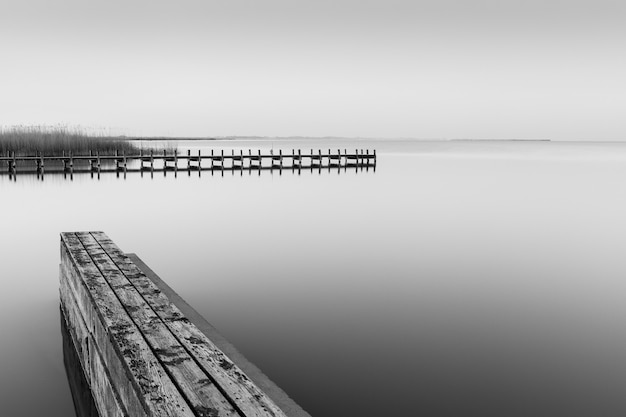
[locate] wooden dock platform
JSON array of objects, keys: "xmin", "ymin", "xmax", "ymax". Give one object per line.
[
  {"xmin": 2, "ymin": 148, "xmax": 375, "ymax": 177},
  {"xmin": 60, "ymin": 231, "xmax": 307, "ymax": 417}
]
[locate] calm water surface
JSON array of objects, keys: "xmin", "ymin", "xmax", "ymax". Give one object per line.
[{"xmin": 2, "ymin": 139, "xmax": 626, "ymax": 416}]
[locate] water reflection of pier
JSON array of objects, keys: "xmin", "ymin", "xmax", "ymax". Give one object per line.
[{"xmin": 1, "ymin": 148, "xmax": 376, "ymax": 179}]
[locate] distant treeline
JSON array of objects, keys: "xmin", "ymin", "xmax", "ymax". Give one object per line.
[{"xmin": 0, "ymin": 126, "xmax": 142, "ymax": 156}]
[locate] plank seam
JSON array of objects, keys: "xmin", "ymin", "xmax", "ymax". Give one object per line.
[
  {"xmin": 61, "ymin": 236, "xmax": 151, "ymax": 416},
  {"xmin": 64, "ymin": 232, "xmax": 196, "ymax": 417},
  {"xmin": 87, "ymin": 232, "xmax": 249, "ymax": 417},
  {"xmin": 74, "ymin": 232, "xmax": 218, "ymax": 417},
  {"xmin": 97, "ymin": 234, "xmax": 287, "ymax": 417}
]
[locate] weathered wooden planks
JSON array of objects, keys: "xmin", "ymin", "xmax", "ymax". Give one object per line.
[
  {"xmin": 60, "ymin": 231, "xmax": 291, "ymax": 417},
  {"xmin": 75, "ymin": 232, "xmax": 237, "ymax": 417},
  {"xmin": 60, "ymin": 264, "xmax": 127, "ymax": 417},
  {"xmin": 61, "ymin": 233, "xmax": 194, "ymax": 417},
  {"xmin": 91, "ymin": 231, "xmax": 289, "ymax": 417}
]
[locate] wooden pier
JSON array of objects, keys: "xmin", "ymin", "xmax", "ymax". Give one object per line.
[
  {"xmin": 2, "ymin": 148, "xmax": 375, "ymax": 176},
  {"xmin": 60, "ymin": 231, "xmax": 308, "ymax": 417}
]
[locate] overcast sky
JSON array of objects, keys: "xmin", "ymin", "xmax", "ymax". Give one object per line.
[{"xmin": 1, "ymin": 0, "xmax": 625, "ymax": 139}]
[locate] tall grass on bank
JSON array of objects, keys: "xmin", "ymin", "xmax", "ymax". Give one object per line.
[{"xmin": 0, "ymin": 126, "xmax": 140, "ymax": 156}]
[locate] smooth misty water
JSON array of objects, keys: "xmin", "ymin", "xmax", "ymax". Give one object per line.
[{"xmin": 2, "ymin": 139, "xmax": 626, "ymax": 417}]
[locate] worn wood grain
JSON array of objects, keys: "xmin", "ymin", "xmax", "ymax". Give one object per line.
[
  {"xmin": 61, "ymin": 232, "xmax": 196, "ymax": 417},
  {"xmin": 60, "ymin": 268, "xmax": 127, "ymax": 417},
  {"xmin": 60, "ymin": 231, "xmax": 292, "ymax": 417},
  {"xmin": 61, "ymin": 243, "xmax": 149, "ymax": 417},
  {"xmin": 75, "ymin": 232, "xmax": 238, "ymax": 417},
  {"xmin": 91, "ymin": 231, "xmax": 288, "ymax": 417}
]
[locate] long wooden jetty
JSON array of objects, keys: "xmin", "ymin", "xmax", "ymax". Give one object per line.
[
  {"xmin": 2, "ymin": 148, "xmax": 375, "ymax": 176},
  {"xmin": 60, "ymin": 231, "xmax": 309, "ymax": 417}
]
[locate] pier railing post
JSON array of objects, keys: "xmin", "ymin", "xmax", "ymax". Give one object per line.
[{"xmin": 337, "ymin": 149, "xmax": 341, "ymax": 172}]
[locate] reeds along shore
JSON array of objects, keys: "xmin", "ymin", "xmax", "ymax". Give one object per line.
[{"xmin": 0, "ymin": 127, "xmax": 139, "ymax": 156}]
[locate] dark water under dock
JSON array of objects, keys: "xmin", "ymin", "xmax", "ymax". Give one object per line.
[{"xmin": 3, "ymin": 139, "xmax": 626, "ymax": 416}]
